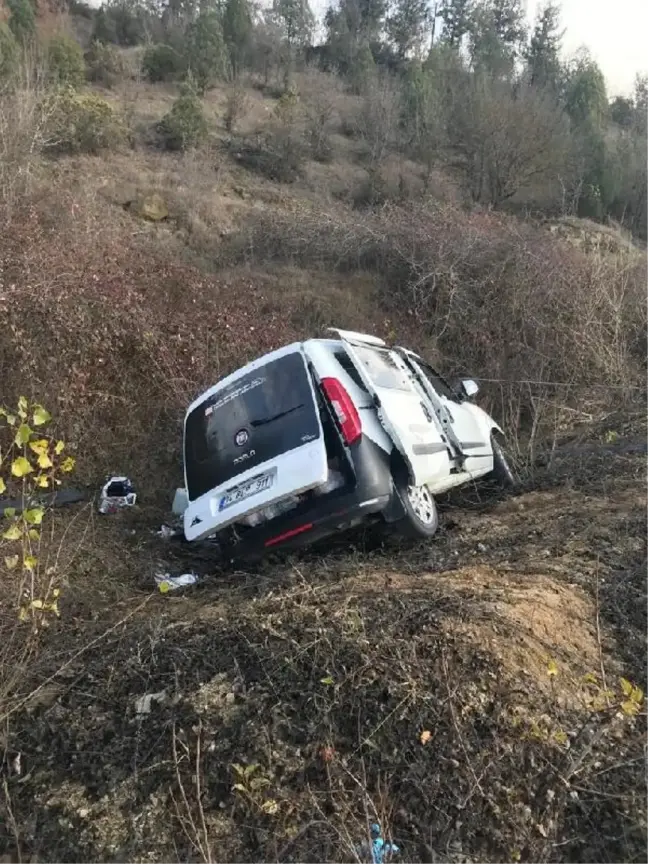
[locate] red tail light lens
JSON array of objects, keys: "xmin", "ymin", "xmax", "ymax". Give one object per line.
[{"xmin": 321, "ymin": 377, "xmax": 362, "ymax": 445}]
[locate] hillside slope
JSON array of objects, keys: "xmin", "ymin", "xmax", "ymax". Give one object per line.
[
  {"xmin": 0, "ymin": 416, "xmax": 645, "ymax": 863},
  {"xmin": 0, "ymin": 75, "xmax": 646, "ymax": 864}
]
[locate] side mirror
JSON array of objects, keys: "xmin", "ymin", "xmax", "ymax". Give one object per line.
[{"xmin": 461, "ymin": 378, "xmax": 479, "ymax": 398}]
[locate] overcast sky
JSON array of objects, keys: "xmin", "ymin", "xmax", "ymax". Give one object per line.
[
  {"xmin": 309, "ymin": 0, "xmax": 647, "ymax": 97},
  {"xmin": 525, "ymin": 0, "xmax": 646, "ymax": 96}
]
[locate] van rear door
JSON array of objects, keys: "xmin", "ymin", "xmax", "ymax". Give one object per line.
[
  {"xmin": 183, "ymin": 345, "xmax": 328, "ymax": 541},
  {"xmin": 329, "ymin": 329, "xmax": 450, "ymax": 488}
]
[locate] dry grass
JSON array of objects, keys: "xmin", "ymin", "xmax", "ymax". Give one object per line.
[
  {"xmin": 0, "ymin": 67, "xmax": 646, "ymax": 864},
  {"xmin": 230, "ymin": 200, "xmax": 646, "ymax": 459},
  {"xmin": 0, "ymin": 437, "xmax": 645, "ymax": 863}
]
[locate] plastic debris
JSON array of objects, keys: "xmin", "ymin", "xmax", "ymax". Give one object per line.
[
  {"xmin": 172, "ymin": 487, "xmax": 189, "ymax": 516},
  {"xmin": 156, "ymin": 523, "xmax": 181, "ymax": 539},
  {"xmin": 356, "ymin": 823, "xmax": 399, "ymax": 864},
  {"xmin": 154, "ymin": 572, "xmax": 199, "ymax": 593},
  {"xmin": 134, "ymin": 690, "xmax": 168, "ymax": 715},
  {"xmin": 98, "ymin": 476, "xmax": 136, "ymax": 514}
]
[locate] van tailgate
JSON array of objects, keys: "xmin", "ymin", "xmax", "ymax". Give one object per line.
[{"xmin": 183, "ymin": 348, "xmax": 328, "ymax": 541}]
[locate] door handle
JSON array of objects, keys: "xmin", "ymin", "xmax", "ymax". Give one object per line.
[{"xmin": 420, "ymin": 401, "xmax": 433, "ymax": 422}]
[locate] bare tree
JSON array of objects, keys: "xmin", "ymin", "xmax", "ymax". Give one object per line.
[{"xmin": 449, "ymin": 76, "xmax": 570, "ymax": 206}]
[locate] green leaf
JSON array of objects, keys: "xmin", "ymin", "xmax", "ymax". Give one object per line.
[
  {"xmin": 5, "ymin": 414, "xmax": 16, "ymax": 426},
  {"xmin": 232, "ymin": 783, "xmax": 246, "ymax": 793},
  {"xmin": 231, "ymin": 763, "xmax": 246, "ymax": 776},
  {"xmin": 17, "ymin": 396, "xmax": 28, "ymax": 419},
  {"xmin": 546, "ymin": 659, "xmax": 558, "ymax": 678},
  {"xmin": 11, "ymin": 456, "xmax": 33, "ymax": 477},
  {"xmin": 54, "ymin": 440, "xmax": 65, "ymax": 455},
  {"xmin": 28, "ymin": 529, "xmax": 40, "ymax": 541},
  {"xmin": 4, "ymin": 507, "xmax": 16, "ymax": 519},
  {"xmin": 32, "ymin": 405, "xmax": 52, "ymax": 427},
  {"xmin": 0, "ymin": 477, "xmax": 5, "ymax": 495},
  {"xmin": 35, "ymin": 474, "xmax": 49, "ymax": 489},
  {"xmin": 2, "ymin": 524, "xmax": 22, "ymax": 541},
  {"xmin": 23, "ymin": 554, "xmax": 38, "ymax": 571},
  {"xmin": 244, "ymin": 764, "xmax": 259, "ymax": 776},
  {"xmin": 4, "ymin": 555, "xmax": 19, "ymax": 570},
  {"xmin": 24, "ymin": 508, "xmax": 44, "ymax": 525},
  {"xmin": 14, "ymin": 424, "xmax": 32, "ymax": 447},
  {"xmin": 320, "ymin": 676, "xmax": 334, "ymax": 685}
]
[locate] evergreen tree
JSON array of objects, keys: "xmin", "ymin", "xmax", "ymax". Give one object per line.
[
  {"xmin": 223, "ymin": 0, "xmax": 253, "ymax": 77},
  {"xmin": 272, "ymin": 0, "xmax": 315, "ymax": 48},
  {"xmin": 439, "ymin": 0, "xmax": 473, "ymax": 48},
  {"xmin": 7, "ymin": 0, "xmax": 36, "ymax": 45},
  {"xmin": 387, "ymin": 0, "xmax": 430, "ymax": 60},
  {"xmin": 525, "ymin": 1, "xmax": 563, "ymax": 90},
  {"xmin": 186, "ymin": 10, "xmax": 230, "ymax": 91}
]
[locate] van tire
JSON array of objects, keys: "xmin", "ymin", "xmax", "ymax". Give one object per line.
[
  {"xmin": 489, "ymin": 433, "xmax": 517, "ymax": 489},
  {"xmin": 392, "ymin": 470, "xmax": 439, "ymax": 539}
]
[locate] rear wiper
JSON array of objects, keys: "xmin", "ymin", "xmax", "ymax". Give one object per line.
[{"xmin": 250, "ymin": 405, "xmax": 304, "ymax": 427}]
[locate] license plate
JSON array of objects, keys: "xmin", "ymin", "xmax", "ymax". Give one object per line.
[{"xmin": 219, "ymin": 471, "xmax": 274, "ymax": 511}]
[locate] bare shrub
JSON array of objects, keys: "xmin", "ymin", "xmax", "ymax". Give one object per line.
[
  {"xmin": 0, "ymin": 63, "xmax": 57, "ymax": 217},
  {"xmin": 228, "ymin": 87, "xmax": 304, "ymax": 182},
  {"xmin": 223, "ymin": 83, "xmax": 248, "ymax": 133},
  {"xmin": 230, "ymin": 202, "xmax": 646, "ymax": 454},
  {"xmin": 299, "ymin": 66, "xmax": 343, "ymax": 162},
  {"xmin": 356, "ymin": 71, "xmax": 401, "ymax": 167},
  {"xmin": 85, "ymin": 40, "xmax": 129, "ymax": 88},
  {"xmin": 449, "ymin": 77, "xmax": 571, "ymax": 208}
]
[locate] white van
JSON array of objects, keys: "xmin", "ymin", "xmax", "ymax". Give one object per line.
[{"xmin": 177, "ymin": 329, "xmax": 516, "ymax": 557}]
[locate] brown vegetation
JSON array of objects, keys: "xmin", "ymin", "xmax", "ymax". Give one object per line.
[{"xmin": 0, "ymin": 6, "xmax": 646, "ymax": 863}]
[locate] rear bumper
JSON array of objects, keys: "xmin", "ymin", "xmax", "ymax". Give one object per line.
[{"xmin": 219, "ymin": 435, "xmax": 395, "ymax": 559}]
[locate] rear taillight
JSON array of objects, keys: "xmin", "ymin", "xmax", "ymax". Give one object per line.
[{"xmin": 321, "ymin": 377, "xmax": 362, "ymax": 445}]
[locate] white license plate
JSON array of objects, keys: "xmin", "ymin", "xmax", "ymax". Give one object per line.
[{"xmin": 219, "ymin": 471, "xmax": 274, "ymax": 512}]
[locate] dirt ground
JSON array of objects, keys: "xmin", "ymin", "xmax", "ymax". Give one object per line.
[{"xmin": 0, "ymin": 420, "xmax": 645, "ymax": 864}]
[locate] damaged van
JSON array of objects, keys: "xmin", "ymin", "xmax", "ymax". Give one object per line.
[{"xmin": 176, "ymin": 329, "xmax": 516, "ymax": 556}]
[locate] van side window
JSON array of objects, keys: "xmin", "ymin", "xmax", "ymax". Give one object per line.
[
  {"xmin": 414, "ymin": 358, "xmax": 458, "ymax": 402},
  {"xmin": 351, "ymin": 345, "xmax": 411, "ymax": 391},
  {"xmin": 334, "ymin": 350, "xmax": 369, "ymax": 393}
]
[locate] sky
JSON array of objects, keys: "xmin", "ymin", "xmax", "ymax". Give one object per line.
[
  {"xmin": 309, "ymin": 0, "xmax": 647, "ymax": 97},
  {"xmin": 525, "ymin": 0, "xmax": 647, "ymax": 97}
]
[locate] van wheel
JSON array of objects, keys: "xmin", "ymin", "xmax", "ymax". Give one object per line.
[
  {"xmin": 489, "ymin": 434, "xmax": 517, "ymax": 489},
  {"xmin": 392, "ymin": 471, "xmax": 439, "ymax": 539}
]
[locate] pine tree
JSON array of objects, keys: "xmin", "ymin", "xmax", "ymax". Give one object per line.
[
  {"xmin": 223, "ymin": 0, "xmax": 253, "ymax": 77},
  {"xmin": 525, "ymin": 1, "xmax": 563, "ymax": 90},
  {"xmin": 387, "ymin": 0, "xmax": 431, "ymax": 60},
  {"xmin": 439, "ymin": 0, "xmax": 473, "ymax": 48},
  {"xmin": 7, "ymin": 0, "xmax": 36, "ymax": 46},
  {"xmin": 272, "ymin": 0, "xmax": 315, "ymax": 48},
  {"xmin": 186, "ymin": 10, "xmax": 230, "ymax": 92}
]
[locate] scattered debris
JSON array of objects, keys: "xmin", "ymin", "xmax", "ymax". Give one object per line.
[
  {"xmin": 156, "ymin": 523, "xmax": 181, "ymax": 539},
  {"xmin": 98, "ymin": 476, "xmax": 136, "ymax": 514},
  {"xmin": 134, "ymin": 690, "xmax": 168, "ymax": 715},
  {"xmin": 172, "ymin": 487, "xmax": 188, "ymax": 516},
  {"xmin": 154, "ymin": 572, "xmax": 199, "ymax": 593},
  {"xmin": 356, "ymin": 823, "xmax": 399, "ymax": 864}
]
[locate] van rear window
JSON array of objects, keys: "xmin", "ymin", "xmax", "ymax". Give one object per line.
[{"xmin": 184, "ymin": 352, "xmax": 320, "ymax": 500}]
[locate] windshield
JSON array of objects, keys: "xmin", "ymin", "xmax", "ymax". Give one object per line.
[{"xmin": 184, "ymin": 352, "xmax": 321, "ymax": 500}]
